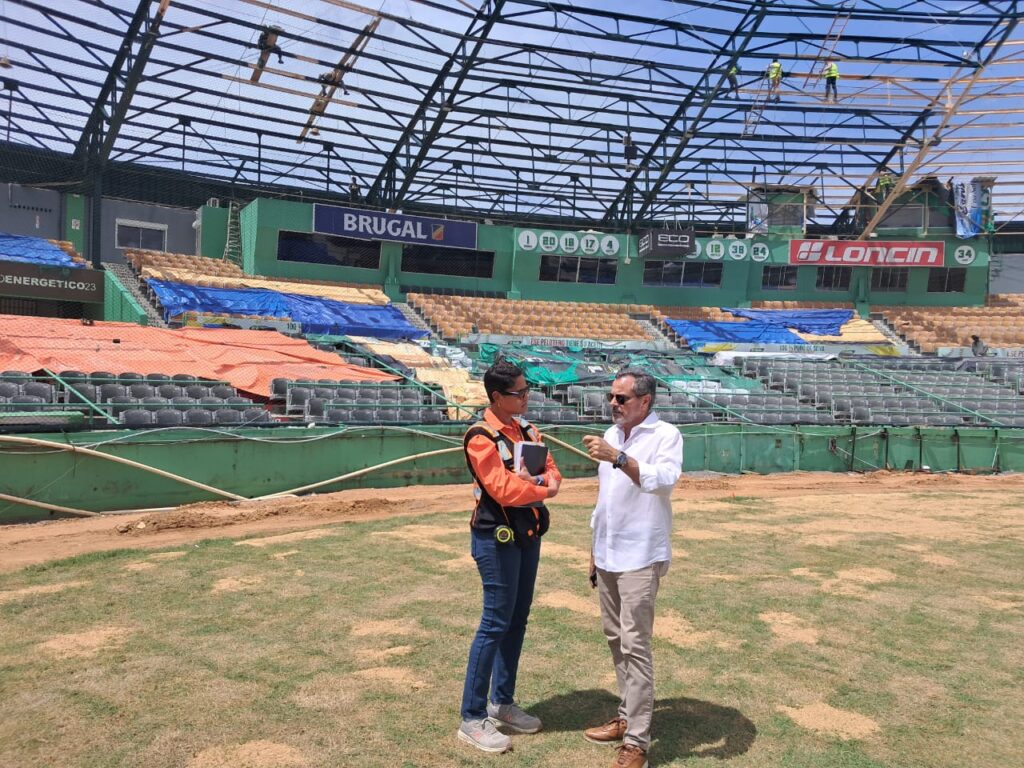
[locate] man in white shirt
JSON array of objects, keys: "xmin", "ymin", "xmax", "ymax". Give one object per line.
[{"xmin": 582, "ymin": 370, "xmax": 683, "ymax": 768}]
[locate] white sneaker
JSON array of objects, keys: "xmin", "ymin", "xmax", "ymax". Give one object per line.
[
  {"xmin": 487, "ymin": 701, "xmax": 543, "ymax": 734},
  {"xmin": 457, "ymin": 718, "xmax": 512, "ymax": 753}
]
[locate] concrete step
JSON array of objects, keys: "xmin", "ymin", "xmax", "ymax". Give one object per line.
[
  {"xmin": 393, "ymin": 301, "xmax": 436, "ymax": 337},
  {"xmin": 102, "ymin": 262, "xmax": 169, "ymax": 328}
]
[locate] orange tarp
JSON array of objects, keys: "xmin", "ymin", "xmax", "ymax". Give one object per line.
[{"xmin": 0, "ymin": 315, "xmax": 397, "ymax": 397}]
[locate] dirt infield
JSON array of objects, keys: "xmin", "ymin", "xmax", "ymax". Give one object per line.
[{"xmin": 3, "ymin": 470, "xmax": 1023, "ymax": 573}]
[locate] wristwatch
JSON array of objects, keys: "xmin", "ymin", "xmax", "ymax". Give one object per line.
[
  {"xmin": 612, "ymin": 451, "xmax": 628, "ymax": 470},
  {"xmin": 534, "ymin": 475, "xmax": 545, "ymax": 486}
]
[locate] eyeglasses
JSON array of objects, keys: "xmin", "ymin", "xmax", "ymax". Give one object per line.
[
  {"xmin": 502, "ymin": 387, "xmax": 531, "ymax": 398},
  {"xmin": 606, "ymin": 393, "xmax": 636, "ymax": 405}
]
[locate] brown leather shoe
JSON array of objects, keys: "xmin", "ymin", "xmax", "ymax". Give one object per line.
[
  {"xmin": 584, "ymin": 717, "xmax": 627, "ymax": 745},
  {"xmin": 611, "ymin": 743, "xmax": 648, "ymax": 768}
]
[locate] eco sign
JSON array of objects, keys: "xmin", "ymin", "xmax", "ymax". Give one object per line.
[
  {"xmin": 788, "ymin": 240, "xmax": 945, "ymax": 267},
  {"xmin": 516, "ymin": 229, "xmax": 624, "ymax": 258}
]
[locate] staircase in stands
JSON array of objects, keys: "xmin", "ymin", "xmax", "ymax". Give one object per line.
[
  {"xmin": 103, "ymin": 262, "xmax": 169, "ymax": 328},
  {"xmin": 393, "ymin": 302, "xmax": 436, "ymax": 337}
]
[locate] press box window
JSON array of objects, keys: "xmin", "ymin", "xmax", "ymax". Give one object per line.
[
  {"xmin": 115, "ymin": 220, "xmax": 166, "ymax": 251},
  {"xmin": 815, "ymin": 266, "xmax": 851, "ymax": 291},
  {"xmin": 643, "ymin": 260, "xmax": 722, "ymax": 287},
  {"xmin": 871, "ymin": 267, "xmax": 908, "ymax": 292},
  {"xmin": 277, "ymin": 231, "xmax": 380, "ymax": 269},
  {"xmin": 401, "ymin": 244, "xmax": 494, "ymax": 278},
  {"xmin": 761, "ymin": 265, "xmax": 798, "ymax": 290},
  {"xmin": 538, "ymin": 255, "xmax": 617, "ymax": 284},
  {"xmin": 927, "ymin": 267, "xmax": 966, "ymax": 293}
]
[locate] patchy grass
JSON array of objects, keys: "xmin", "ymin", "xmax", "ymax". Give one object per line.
[{"xmin": 0, "ymin": 487, "xmax": 1022, "ymax": 768}]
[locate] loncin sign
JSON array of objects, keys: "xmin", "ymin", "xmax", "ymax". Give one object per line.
[{"xmin": 789, "ymin": 240, "xmax": 946, "ymax": 267}]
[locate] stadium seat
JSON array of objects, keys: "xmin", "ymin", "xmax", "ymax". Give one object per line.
[
  {"xmin": 170, "ymin": 396, "xmax": 197, "ymax": 411},
  {"xmin": 155, "ymin": 410, "xmax": 185, "ymax": 427},
  {"xmin": 122, "ymin": 409, "xmax": 155, "ymax": 428},
  {"xmin": 145, "ymin": 373, "xmax": 171, "ymax": 384},
  {"xmin": 108, "ymin": 395, "xmax": 139, "ymax": 416},
  {"xmin": 199, "ymin": 396, "xmax": 226, "ymax": 410},
  {"xmin": 225, "ymin": 396, "xmax": 253, "ymax": 410},
  {"xmin": 185, "ymin": 384, "xmax": 210, "ymax": 399},
  {"xmin": 325, "ymin": 408, "xmax": 350, "ymax": 423},
  {"xmin": 242, "ymin": 408, "xmax": 271, "ymax": 425},
  {"xmin": 129, "ymin": 384, "xmax": 156, "ymax": 399},
  {"xmin": 117, "ymin": 372, "xmax": 145, "ymax": 384},
  {"xmin": 0, "ymin": 382, "xmax": 19, "ymax": 399},
  {"xmin": 89, "ymin": 371, "xmax": 116, "ymax": 384},
  {"xmin": 215, "ymin": 409, "xmax": 243, "ymax": 425},
  {"xmin": 184, "ymin": 410, "xmax": 214, "ymax": 426},
  {"xmin": 1, "ymin": 370, "xmax": 32, "ymax": 381},
  {"xmin": 9, "ymin": 394, "xmax": 45, "ymax": 411},
  {"xmin": 307, "ymin": 397, "xmax": 328, "ymax": 418},
  {"xmin": 157, "ymin": 384, "xmax": 184, "ymax": 399},
  {"xmin": 210, "ymin": 384, "xmax": 236, "ymax": 399}
]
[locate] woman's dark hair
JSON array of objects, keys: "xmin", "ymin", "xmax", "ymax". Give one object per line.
[{"xmin": 484, "ymin": 358, "xmax": 524, "ymax": 403}]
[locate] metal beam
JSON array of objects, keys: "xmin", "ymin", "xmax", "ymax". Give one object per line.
[
  {"xmin": 857, "ymin": 2, "xmax": 1021, "ymax": 239},
  {"xmin": 601, "ymin": 1, "xmax": 769, "ymax": 227},
  {"xmin": 73, "ymin": 0, "xmax": 170, "ymax": 165},
  {"xmin": 367, "ymin": 0, "xmax": 506, "ymax": 206}
]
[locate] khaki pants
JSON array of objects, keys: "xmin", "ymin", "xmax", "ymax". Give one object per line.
[{"xmin": 597, "ymin": 561, "xmax": 668, "ymax": 750}]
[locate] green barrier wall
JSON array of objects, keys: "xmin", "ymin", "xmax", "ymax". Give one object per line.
[
  {"xmin": 4, "ymin": 424, "xmax": 1024, "ymax": 524},
  {"xmin": 101, "ymin": 269, "xmax": 149, "ymax": 325}
]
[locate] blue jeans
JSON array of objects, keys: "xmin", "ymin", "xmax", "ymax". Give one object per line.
[{"xmin": 460, "ymin": 527, "xmax": 541, "ymax": 720}]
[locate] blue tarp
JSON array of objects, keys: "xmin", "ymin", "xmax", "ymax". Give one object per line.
[
  {"xmin": 665, "ymin": 319, "xmax": 806, "ymax": 349},
  {"xmin": 147, "ymin": 279, "xmax": 427, "ymax": 340},
  {"xmin": 722, "ymin": 308, "xmax": 853, "ymax": 336},
  {"xmin": 0, "ymin": 233, "xmax": 83, "ymax": 268}
]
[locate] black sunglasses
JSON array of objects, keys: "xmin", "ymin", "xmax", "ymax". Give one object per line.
[
  {"xmin": 502, "ymin": 387, "xmax": 531, "ymax": 398},
  {"xmin": 606, "ymin": 393, "xmax": 636, "ymax": 405}
]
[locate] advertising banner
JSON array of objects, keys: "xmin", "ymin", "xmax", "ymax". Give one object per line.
[
  {"xmin": 788, "ymin": 240, "xmax": 946, "ymax": 267},
  {"xmin": 313, "ymin": 204, "xmax": 478, "ymax": 249},
  {"xmin": 638, "ymin": 229, "xmax": 697, "ymax": 258},
  {"xmin": 0, "ymin": 261, "xmax": 104, "ymax": 303},
  {"xmin": 514, "ymin": 228, "xmax": 628, "ymax": 259},
  {"xmin": 954, "ymin": 177, "xmax": 995, "ymax": 239}
]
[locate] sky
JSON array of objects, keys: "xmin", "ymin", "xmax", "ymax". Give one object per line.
[{"xmin": 1, "ymin": 0, "xmax": 1022, "ymax": 230}]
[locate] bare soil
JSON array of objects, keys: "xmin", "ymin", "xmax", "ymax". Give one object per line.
[{"xmin": 3, "ymin": 471, "xmax": 1024, "ymax": 573}]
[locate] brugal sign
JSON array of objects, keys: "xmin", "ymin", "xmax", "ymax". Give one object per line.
[
  {"xmin": 0, "ymin": 261, "xmax": 104, "ymax": 303},
  {"xmin": 313, "ymin": 204, "xmax": 478, "ymax": 250},
  {"xmin": 638, "ymin": 229, "xmax": 697, "ymax": 257}
]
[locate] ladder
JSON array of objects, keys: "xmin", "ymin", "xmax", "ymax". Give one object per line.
[
  {"xmin": 802, "ymin": 1, "xmax": 854, "ymax": 88},
  {"xmin": 742, "ymin": 80, "xmax": 770, "ymax": 136},
  {"xmin": 223, "ymin": 201, "xmax": 242, "ymax": 267}
]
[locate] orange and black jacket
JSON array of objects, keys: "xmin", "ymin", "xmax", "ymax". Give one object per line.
[{"xmin": 464, "ymin": 409, "xmax": 562, "ymax": 545}]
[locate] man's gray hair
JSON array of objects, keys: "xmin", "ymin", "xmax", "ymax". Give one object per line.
[{"xmin": 615, "ymin": 369, "xmax": 657, "ymax": 401}]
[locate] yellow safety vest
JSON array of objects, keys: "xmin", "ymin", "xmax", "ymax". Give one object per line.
[
  {"xmin": 767, "ymin": 62, "xmax": 782, "ymax": 79},
  {"xmin": 824, "ymin": 63, "xmax": 839, "ymax": 79}
]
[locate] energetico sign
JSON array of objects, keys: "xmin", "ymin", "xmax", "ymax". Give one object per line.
[
  {"xmin": 514, "ymin": 228, "xmax": 629, "ymax": 258},
  {"xmin": 313, "ymin": 204, "xmax": 479, "ymax": 249}
]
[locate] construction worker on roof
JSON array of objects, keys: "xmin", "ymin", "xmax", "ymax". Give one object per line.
[
  {"xmin": 876, "ymin": 170, "xmax": 896, "ymax": 201},
  {"xmin": 822, "ymin": 60, "xmax": 840, "ymax": 102},
  {"xmin": 766, "ymin": 58, "xmax": 783, "ymax": 103},
  {"xmin": 727, "ymin": 64, "xmax": 740, "ymax": 98}
]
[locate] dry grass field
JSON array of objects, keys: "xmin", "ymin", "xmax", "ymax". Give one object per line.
[{"xmin": 1, "ymin": 472, "xmax": 1022, "ymax": 768}]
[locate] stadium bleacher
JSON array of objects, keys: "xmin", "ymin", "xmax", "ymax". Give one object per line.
[
  {"xmin": 0, "ymin": 233, "xmax": 88, "ymax": 268},
  {"xmin": 880, "ymin": 296, "xmax": 1024, "ymax": 352},
  {"xmin": 408, "ymin": 293, "xmax": 655, "ymax": 341}
]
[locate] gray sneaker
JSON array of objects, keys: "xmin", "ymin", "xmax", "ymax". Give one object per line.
[
  {"xmin": 487, "ymin": 701, "xmax": 543, "ymax": 734},
  {"xmin": 457, "ymin": 718, "xmax": 512, "ymax": 753}
]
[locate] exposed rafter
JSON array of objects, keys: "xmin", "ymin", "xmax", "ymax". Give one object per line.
[{"xmin": 367, "ymin": 0, "xmax": 506, "ymax": 207}]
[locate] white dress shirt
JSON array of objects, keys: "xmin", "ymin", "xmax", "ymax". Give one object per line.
[{"xmin": 590, "ymin": 411, "xmax": 683, "ymax": 573}]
